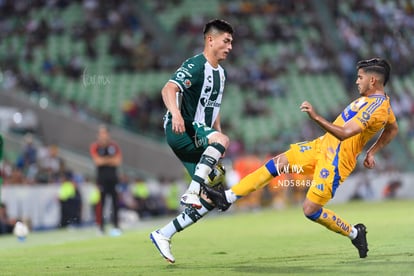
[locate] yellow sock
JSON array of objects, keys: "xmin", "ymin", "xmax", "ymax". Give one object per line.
[
  {"xmin": 315, "ymin": 208, "xmax": 352, "ymax": 236},
  {"xmin": 231, "ymin": 165, "xmax": 274, "ymax": 197}
]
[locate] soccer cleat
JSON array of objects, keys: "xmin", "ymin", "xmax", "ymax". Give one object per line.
[
  {"xmin": 202, "ymin": 184, "xmax": 231, "ymax": 211},
  {"xmin": 180, "ymin": 191, "xmax": 202, "ymax": 209},
  {"xmin": 150, "ymin": 230, "xmax": 175, "ymax": 263},
  {"xmin": 351, "ymin": 223, "xmax": 369, "ymax": 258}
]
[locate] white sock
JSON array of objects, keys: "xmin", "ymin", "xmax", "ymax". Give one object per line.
[
  {"xmin": 225, "ymin": 189, "xmax": 238, "ymax": 203},
  {"xmin": 187, "ymin": 146, "xmax": 223, "ymax": 194},
  {"xmin": 159, "ymin": 204, "xmax": 211, "ymax": 239},
  {"xmin": 187, "ymin": 181, "xmax": 201, "ymax": 194},
  {"xmin": 159, "ymin": 222, "xmax": 177, "ymax": 239},
  {"xmin": 348, "ymin": 226, "xmax": 358, "ymax": 240}
]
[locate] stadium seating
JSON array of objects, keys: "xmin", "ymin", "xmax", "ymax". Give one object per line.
[{"xmin": 1, "ymin": 0, "xmax": 413, "ymax": 165}]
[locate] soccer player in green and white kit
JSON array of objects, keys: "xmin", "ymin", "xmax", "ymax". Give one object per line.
[{"xmin": 150, "ymin": 19, "xmax": 234, "ymax": 263}]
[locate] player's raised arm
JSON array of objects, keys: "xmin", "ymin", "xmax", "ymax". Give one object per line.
[{"xmin": 300, "ymin": 101, "xmax": 362, "ymax": 141}]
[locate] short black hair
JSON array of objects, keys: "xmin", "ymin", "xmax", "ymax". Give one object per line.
[
  {"xmin": 356, "ymin": 58, "xmax": 391, "ymax": 86},
  {"xmin": 203, "ymin": 19, "xmax": 233, "ymax": 36}
]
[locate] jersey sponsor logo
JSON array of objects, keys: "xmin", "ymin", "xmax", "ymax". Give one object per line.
[
  {"xmin": 299, "ymin": 145, "xmax": 311, "ymax": 152},
  {"xmin": 187, "ymin": 63, "xmax": 194, "ymax": 69},
  {"xmin": 204, "ymin": 86, "xmax": 212, "ymax": 94},
  {"xmin": 320, "ymin": 168, "xmax": 329, "ymax": 179},
  {"xmin": 200, "ymin": 98, "xmax": 221, "ymax": 108},
  {"xmin": 335, "ymin": 217, "xmax": 350, "ymax": 233},
  {"xmin": 207, "ymin": 75, "xmax": 212, "ymax": 83},
  {"xmin": 341, "ymin": 99, "xmax": 368, "ymax": 122}
]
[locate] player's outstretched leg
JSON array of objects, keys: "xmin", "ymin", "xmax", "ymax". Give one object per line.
[
  {"xmin": 305, "ymin": 205, "xmax": 369, "ymax": 258},
  {"xmin": 351, "ymin": 223, "xmax": 369, "ymax": 258},
  {"xmin": 150, "ymin": 230, "xmax": 175, "ymax": 263},
  {"xmin": 203, "ymin": 159, "xmax": 279, "ymax": 210}
]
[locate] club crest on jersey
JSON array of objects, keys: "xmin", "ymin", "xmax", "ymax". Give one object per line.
[
  {"xmin": 320, "ymin": 168, "xmax": 329, "ymax": 179},
  {"xmin": 184, "ymin": 79, "xmax": 191, "ymax": 88},
  {"xmin": 357, "ymin": 111, "xmax": 370, "ymax": 127}
]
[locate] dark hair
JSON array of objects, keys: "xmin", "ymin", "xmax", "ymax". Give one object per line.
[
  {"xmin": 203, "ymin": 19, "xmax": 233, "ymax": 36},
  {"xmin": 356, "ymin": 58, "xmax": 391, "ymax": 86}
]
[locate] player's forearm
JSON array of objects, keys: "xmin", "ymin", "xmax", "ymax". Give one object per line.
[
  {"xmin": 366, "ymin": 122, "xmax": 399, "ymax": 156},
  {"xmin": 162, "ymin": 84, "xmax": 181, "ymax": 117},
  {"xmin": 312, "ymin": 115, "xmax": 354, "ymax": 141}
]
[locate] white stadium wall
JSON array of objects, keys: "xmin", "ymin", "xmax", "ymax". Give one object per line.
[{"xmin": 1, "ymin": 172, "xmax": 413, "ymax": 230}]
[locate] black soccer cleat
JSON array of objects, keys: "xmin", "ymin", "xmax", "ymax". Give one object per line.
[
  {"xmin": 201, "ymin": 184, "xmax": 231, "ymax": 211},
  {"xmin": 351, "ymin": 223, "xmax": 369, "ymax": 258}
]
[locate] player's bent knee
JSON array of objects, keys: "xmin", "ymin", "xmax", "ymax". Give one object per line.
[
  {"xmin": 209, "ymin": 133, "xmax": 230, "ymax": 149},
  {"xmin": 303, "ymin": 199, "xmax": 320, "ymax": 216},
  {"xmin": 304, "ymin": 206, "xmax": 322, "ymax": 221}
]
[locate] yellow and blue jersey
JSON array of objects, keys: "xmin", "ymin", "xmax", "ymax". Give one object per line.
[
  {"xmin": 285, "ymin": 94, "xmax": 396, "ymax": 205},
  {"xmin": 321, "ymin": 94, "xmax": 396, "ymax": 180}
]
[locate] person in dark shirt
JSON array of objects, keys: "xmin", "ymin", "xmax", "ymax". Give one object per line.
[{"xmin": 90, "ymin": 125, "xmax": 122, "ymax": 236}]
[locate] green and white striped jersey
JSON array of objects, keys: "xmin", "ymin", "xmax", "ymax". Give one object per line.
[{"xmin": 168, "ymin": 53, "xmax": 226, "ymax": 128}]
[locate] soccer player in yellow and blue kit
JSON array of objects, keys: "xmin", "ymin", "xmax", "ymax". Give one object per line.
[{"xmin": 204, "ymin": 58, "xmax": 399, "ymax": 258}]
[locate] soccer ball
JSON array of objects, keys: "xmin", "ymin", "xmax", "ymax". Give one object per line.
[
  {"xmin": 13, "ymin": 221, "xmax": 29, "ymax": 241},
  {"xmin": 206, "ymin": 163, "xmax": 226, "ymax": 187}
]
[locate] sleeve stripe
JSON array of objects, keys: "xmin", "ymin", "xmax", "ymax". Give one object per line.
[{"xmin": 366, "ymin": 98, "xmax": 384, "ymax": 114}]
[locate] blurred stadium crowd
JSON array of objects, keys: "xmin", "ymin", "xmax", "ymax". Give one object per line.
[{"xmin": 0, "ymin": 0, "xmax": 413, "ymax": 226}]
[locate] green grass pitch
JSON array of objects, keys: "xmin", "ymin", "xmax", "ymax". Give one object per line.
[{"xmin": 0, "ymin": 200, "xmax": 412, "ymax": 275}]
